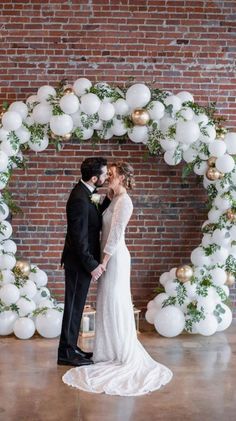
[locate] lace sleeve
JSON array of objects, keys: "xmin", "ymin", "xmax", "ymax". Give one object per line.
[{"xmin": 103, "ymin": 194, "xmax": 133, "ymax": 256}]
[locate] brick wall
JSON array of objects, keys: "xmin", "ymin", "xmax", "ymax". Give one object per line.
[{"xmin": 1, "ymin": 0, "xmax": 236, "ymax": 315}]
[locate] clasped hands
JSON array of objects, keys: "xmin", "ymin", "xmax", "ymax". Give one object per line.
[{"xmin": 91, "ymin": 263, "xmax": 107, "ymax": 282}]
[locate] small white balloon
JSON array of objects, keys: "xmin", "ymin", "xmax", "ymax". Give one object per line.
[
  {"xmin": 1, "ymin": 269, "xmax": 15, "ymax": 284},
  {"xmin": 29, "ymin": 269, "xmax": 48, "ymax": 287},
  {"xmin": 112, "ymin": 119, "xmax": 127, "ymax": 136},
  {"xmin": 176, "ymin": 120, "xmax": 200, "ymax": 144},
  {"xmin": 164, "ymin": 149, "xmax": 182, "ymax": 166},
  {"xmin": 164, "ymin": 95, "xmax": 182, "ymax": 113},
  {"xmin": 199, "ymin": 125, "xmax": 216, "ymax": 143},
  {"xmin": 2, "ymin": 239, "xmax": 17, "ymax": 253},
  {"xmin": 19, "ymin": 280, "xmax": 37, "ymax": 299},
  {"xmin": 37, "ymin": 298, "xmax": 54, "ymax": 309},
  {"xmin": 208, "ymin": 140, "xmax": 226, "ymax": 158},
  {"xmin": 191, "ymin": 247, "xmax": 211, "ymax": 266},
  {"xmin": 128, "ymin": 126, "xmax": 148, "ymax": 143},
  {"xmin": 148, "ymin": 101, "xmax": 165, "ymax": 120},
  {"xmin": 0, "ymin": 202, "xmax": 9, "ymax": 221},
  {"xmin": 0, "ymin": 150, "xmax": 9, "ymax": 172},
  {"xmin": 15, "ymin": 126, "xmax": 31, "ymax": 144},
  {"xmin": 216, "ymin": 304, "xmax": 232, "ymax": 332},
  {"xmin": 176, "ymin": 91, "xmax": 194, "ymax": 103},
  {"xmin": 37, "ymin": 85, "xmax": 56, "ymax": 101},
  {"xmin": 28, "ymin": 136, "xmax": 49, "ymax": 152},
  {"xmin": 98, "ymin": 102, "xmax": 115, "ymax": 121},
  {"xmin": 13, "ymin": 317, "xmax": 35, "ymax": 339},
  {"xmin": 73, "ymin": 78, "xmax": 92, "ymax": 96},
  {"xmin": 224, "ymin": 132, "xmax": 236, "ymax": 154},
  {"xmin": 153, "ymin": 292, "xmax": 169, "ymax": 308},
  {"xmin": 113, "ymin": 99, "xmax": 130, "ymax": 116},
  {"xmin": 16, "ymin": 297, "xmax": 36, "ymax": 317},
  {"xmin": 196, "ymin": 314, "xmax": 218, "ymax": 336},
  {"xmin": 210, "ymin": 267, "xmax": 227, "ymax": 286},
  {"xmin": 0, "ymin": 221, "xmax": 12, "ymax": 240},
  {"xmin": 1, "ymin": 138, "xmax": 20, "ymax": 156},
  {"xmin": 160, "ymin": 138, "xmax": 178, "ymax": 151}
]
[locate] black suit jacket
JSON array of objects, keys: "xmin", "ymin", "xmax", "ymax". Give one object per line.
[{"xmin": 61, "ymin": 181, "xmax": 110, "ymax": 274}]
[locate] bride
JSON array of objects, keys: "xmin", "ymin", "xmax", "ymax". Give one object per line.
[{"xmin": 62, "ymin": 161, "xmax": 173, "ymax": 396}]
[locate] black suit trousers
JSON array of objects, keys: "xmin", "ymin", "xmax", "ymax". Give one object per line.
[{"xmin": 59, "ymin": 266, "xmax": 91, "ymax": 351}]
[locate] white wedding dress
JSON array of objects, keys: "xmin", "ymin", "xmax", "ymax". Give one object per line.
[{"xmin": 62, "ymin": 193, "xmax": 173, "ymax": 396}]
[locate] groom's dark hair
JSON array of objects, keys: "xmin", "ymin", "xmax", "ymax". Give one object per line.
[{"xmin": 81, "ymin": 157, "xmax": 107, "ymax": 181}]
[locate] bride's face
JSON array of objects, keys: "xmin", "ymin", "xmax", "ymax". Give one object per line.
[{"xmin": 108, "ymin": 166, "xmax": 123, "ymax": 189}]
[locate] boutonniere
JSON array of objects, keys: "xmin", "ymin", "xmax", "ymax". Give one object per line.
[{"xmin": 90, "ymin": 193, "xmax": 101, "ymax": 209}]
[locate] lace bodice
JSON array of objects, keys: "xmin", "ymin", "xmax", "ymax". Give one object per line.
[{"xmin": 102, "ymin": 193, "xmax": 133, "ymax": 256}]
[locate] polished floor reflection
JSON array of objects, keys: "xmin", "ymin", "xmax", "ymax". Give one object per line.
[{"xmin": 0, "ymin": 323, "xmax": 235, "ymax": 421}]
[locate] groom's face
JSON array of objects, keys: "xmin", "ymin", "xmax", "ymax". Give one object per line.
[{"xmin": 95, "ymin": 165, "xmax": 108, "ymax": 187}]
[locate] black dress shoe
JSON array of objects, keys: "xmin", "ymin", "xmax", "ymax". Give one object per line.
[
  {"xmin": 57, "ymin": 354, "xmax": 94, "ymax": 367},
  {"xmin": 75, "ymin": 346, "xmax": 93, "ymax": 360}
]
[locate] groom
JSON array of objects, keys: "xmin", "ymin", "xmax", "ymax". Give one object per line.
[{"xmin": 58, "ymin": 157, "xmax": 110, "ymax": 367}]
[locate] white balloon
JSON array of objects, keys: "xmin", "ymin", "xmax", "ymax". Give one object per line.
[
  {"xmin": 215, "ymin": 154, "xmax": 235, "ymax": 173},
  {"xmin": 178, "ymin": 107, "xmax": 194, "ymax": 121},
  {"xmin": 37, "ymin": 298, "xmax": 54, "ymax": 309},
  {"xmin": 201, "ymin": 233, "xmax": 212, "ymax": 247},
  {"xmin": 59, "ymin": 93, "xmax": 80, "ymax": 114},
  {"xmin": 164, "ymin": 280, "xmax": 178, "ymax": 296},
  {"xmin": 126, "ymin": 84, "xmax": 151, "ymax": 108},
  {"xmin": 37, "ymin": 85, "xmax": 56, "ymax": 101},
  {"xmin": 194, "ymin": 113, "xmax": 209, "ymax": 125},
  {"xmin": 184, "ymin": 281, "xmax": 197, "ymax": 299},
  {"xmin": 81, "ymin": 127, "xmax": 94, "ymax": 140},
  {"xmin": 0, "ymin": 283, "xmax": 20, "ymax": 305},
  {"xmin": 15, "ymin": 126, "xmax": 31, "ymax": 144},
  {"xmin": 159, "ymin": 272, "xmax": 170, "ymax": 286},
  {"xmin": 154, "ymin": 306, "xmax": 185, "ymax": 337},
  {"xmin": 145, "ymin": 308, "xmax": 157, "ymax": 324},
  {"xmin": 73, "ymin": 78, "xmax": 92, "ymax": 96},
  {"xmin": 16, "ymin": 297, "xmax": 36, "ymax": 317},
  {"xmin": 183, "ymin": 147, "xmax": 198, "ymax": 163},
  {"xmin": 208, "ymin": 208, "xmax": 222, "ymax": 223},
  {"xmin": 28, "ymin": 135, "xmax": 49, "ymax": 152},
  {"xmin": 0, "ymin": 310, "xmax": 18, "ymax": 335},
  {"xmin": 113, "ymin": 99, "xmax": 130, "ymax": 116},
  {"xmin": 13, "ymin": 317, "xmax": 35, "ymax": 339},
  {"xmin": 196, "ymin": 314, "xmax": 218, "ymax": 336},
  {"xmin": 0, "ymin": 221, "xmax": 12, "ymax": 240},
  {"xmin": 80, "ymin": 93, "xmax": 101, "ymax": 115},
  {"xmin": 216, "ymin": 304, "xmax": 232, "ymax": 332},
  {"xmin": 199, "ymin": 125, "xmax": 216, "ymax": 143},
  {"xmin": 211, "ymin": 247, "xmax": 229, "ymax": 265},
  {"xmin": 153, "ymin": 292, "xmax": 169, "ymax": 309},
  {"xmin": 50, "ymin": 114, "xmax": 73, "ymax": 136},
  {"xmin": 176, "ymin": 91, "xmax": 194, "ymax": 103},
  {"xmin": 224, "ymin": 132, "xmax": 236, "ymax": 154},
  {"xmin": 212, "ymin": 228, "xmax": 230, "ymax": 247},
  {"xmin": 0, "ymin": 202, "xmax": 9, "ymax": 221},
  {"xmin": 160, "ymin": 138, "xmax": 178, "ymax": 151},
  {"xmin": 26, "ymin": 94, "xmax": 38, "ymax": 105},
  {"xmin": 164, "ymin": 149, "xmax": 182, "ymax": 166},
  {"xmin": 197, "ymin": 295, "xmax": 217, "ymax": 314},
  {"xmin": 210, "ymin": 268, "xmax": 227, "ymax": 286},
  {"xmin": 32, "ymin": 103, "xmax": 52, "ymax": 124},
  {"xmin": 29, "ymin": 269, "xmax": 48, "ymax": 287},
  {"xmin": 159, "ymin": 116, "xmax": 175, "ymax": 133},
  {"xmin": 208, "ymin": 140, "xmax": 226, "ymax": 157},
  {"xmin": 169, "ymin": 267, "xmax": 178, "ymax": 280},
  {"xmin": 98, "ymin": 102, "xmax": 115, "ymax": 121},
  {"xmin": 176, "ymin": 120, "xmax": 200, "ymax": 144},
  {"xmin": 214, "ymin": 195, "xmax": 231, "ymax": 211},
  {"xmin": 2, "ymin": 111, "xmax": 22, "ymax": 131},
  {"xmin": 35, "ymin": 308, "xmax": 62, "ymax": 338},
  {"xmin": 19, "ymin": 280, "xmax": 37, "ymax": 299},
  {"xmin": 0, "ymin": 128, "xmax": 10, "ymax": 142},
  {"xmin": 0, "ymin": 138, "xmax": 20, "ymax": 157},
  {"xmin": 148, "ymin": 101, "xmax": 165, "ymax": 120},
  {"xmin": 0, "ymin": 254, "xmax": 16, "ymax": 270},
  {"xmin": 2, "ymin": 239, "xmax": 17, "ymax": 253},
  {"xmin": 0, "ymin": 151, "xmax": 9, "ymax": 172},
  {"xmin": 9, "ymin": 101, "xmax": 28, "ymax": 120},
  {"xmin": 1, "ymin": 269, "xmax": 15, "ymax": 284},
  {"xmin": 128, "ymin": 126, "xmax": 148, "ymax": 143},
  {"xmin": 164, "ymin": 95, "xmax": 182, "ymax": 113},
  {"xmin": 194, "ymin": 160, "xmax": 208, "ymax": 175},
  {"xmin": 112, "ymin": 119, "xmax": 127, "ymax": 136},
  {"xmin": 191, "ymin": 247, "xmax": 211, "ymax": 266}
]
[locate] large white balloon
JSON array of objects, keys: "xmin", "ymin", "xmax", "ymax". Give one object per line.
[
  {"xmin": 59, "ymin": 93, "xmax": 80, "ymax": 114},
  {"xmin": 199, "ymin": 125, "xmax": 216, "ymax": 143},
  {"xmin": 9, "ymin": 101, "xmax": 28, "ymax": 120},
  {"xmin": 37, "ymin": 85, "xmax": 56, "ymax": 101},
  {"xmin": 35, "ymin": 309, "xmax": 62, "ymax": 338},
  {"xmin": 19, "ymin": 280, "xmax": 37, "ymax": 299},
  {"xmin": 164, "ymin": 149, "xmax": 182, "ymax": 166},
  {"xmin": 0, "ymin": 283, "xmax": 20, "ymax": 305},
  {"xmin": 0, "ymin": 310, "xmax": 18, "ymax": 335},
  {"xmin": 210, "ymin": 267, "xmax": 227, "ymax": 286},
  {"xmin": 98, "ymin": 102, "xmax": 115, "ymax": 121},
  {"xmin": 15, "ymin": 126, "xmax": 31, "ymax": 144},
  {"xmin": 148, "ymin": 101, "xmax": 165, "ymax": 120},
  {"xmin": 154, "ymin": 306, "xmax": 185, "ymax": 337},
  {"xmin": 2, "ymin": 111, "xmax": 22, "ymax": 131},
  {"xmin": 126, "ymin": 84, "xmax": 151, "ymax": 108},
  {"xmin": 28, "ymin": 135, "xmax": 49, "ymax": 152},
  {"xmin": 113, "ymin": 99, "xmax": 130, "ymax": 116},
  {"xmin": 29, "ymin": 269, "xmax": 48, "ymax": 287},
  {"xmin": 80, "ymin": 93, "xmax": 101, "ymax": 115},
  {"xmin": 32, "ymin": 103, "xmax": 52, "ymax": 124},
  {"xmin": 190, "ymin": 247, "xmax": 211, "ymax": 266},
  {"xmin": 176, "ymin": 120, "xmax": 200, "ymax": 144},
  {"xmin": 16, "ymin": 297, "xmax": 36, "ymax": 317},
  {"xmin": 196, "ymin": 314, "xmax": 218, "ymax": 336},
  {"xmin": 208, "ymin": 140, "xmax": 226, "ymax": 157},
  {"xmin": 128, "ymin": 126, "xmax": 148, "ymax": 143},
  {"xmin": 176, "ymin": 91, "xmax": 194, "ymax": 103},
  {"xmin": 164, "ymin": 95, "xmax": 182, "ymax": 113},
  {"xmin": 13, "ymin": 317, "xmax": 35, "ymax": 339},
  {"xmin": 50, "ymin": 115, "xmax": 73, "ymax": 136},
  {"xmin": 215, "ymin": 154, "xmax": 235, "ymax": 173}
]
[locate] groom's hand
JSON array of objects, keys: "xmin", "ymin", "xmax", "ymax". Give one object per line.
[{"xmin": 91, "ymin": 264, "xmax": 105, "ymax": 281}]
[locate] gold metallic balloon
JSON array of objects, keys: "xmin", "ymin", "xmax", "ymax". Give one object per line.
[
  {"xmin": 206, "ymin": 167, "xmax": 221, "ymax": 181},
  {"xmin": 226, "ymin": 209, "xmax": 236, "ymax": 222},
  {"xmin": 131, "ymin": 109, "xmax": 150, "ymax": 126},
  {"xmin": 62, "ymin": 133, "xmax": 72, "ymax": 141},
  {"xmin": 15, "ymin": 260, "xmax": 31, "ymax": 276},
  {"xmin": 63, "ymin": 87, "xmax": 74, "ymax": 95},
  {"xmin": 207, "ymin": 157, "xmax": 217, "ymax": 167},
  {"xmin": 225, "ymin": 272, "xmax": 235, "ymax": 287},
  {"xmin": 176, "ymin": 265, "xmax": 193, "ymax": 283}
]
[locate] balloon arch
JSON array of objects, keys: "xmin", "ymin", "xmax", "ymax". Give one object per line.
[{"xmin": 0, "ymin": 78, "xmax": 235, "ymax": 339}]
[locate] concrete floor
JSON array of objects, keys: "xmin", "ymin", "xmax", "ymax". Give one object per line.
[{"xmin": 0, "ymin": 323, "xmax": 235, "ymax": 421}]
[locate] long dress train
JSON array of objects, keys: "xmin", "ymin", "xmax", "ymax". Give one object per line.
[{"xmin": 62, "ymin": 193, "xmax": 173, "ymax": 396}]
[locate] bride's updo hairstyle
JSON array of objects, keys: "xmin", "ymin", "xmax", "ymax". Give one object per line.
[{"xmin": 111, "ymin": 161, "xmax": 135, "ymax": 190}]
